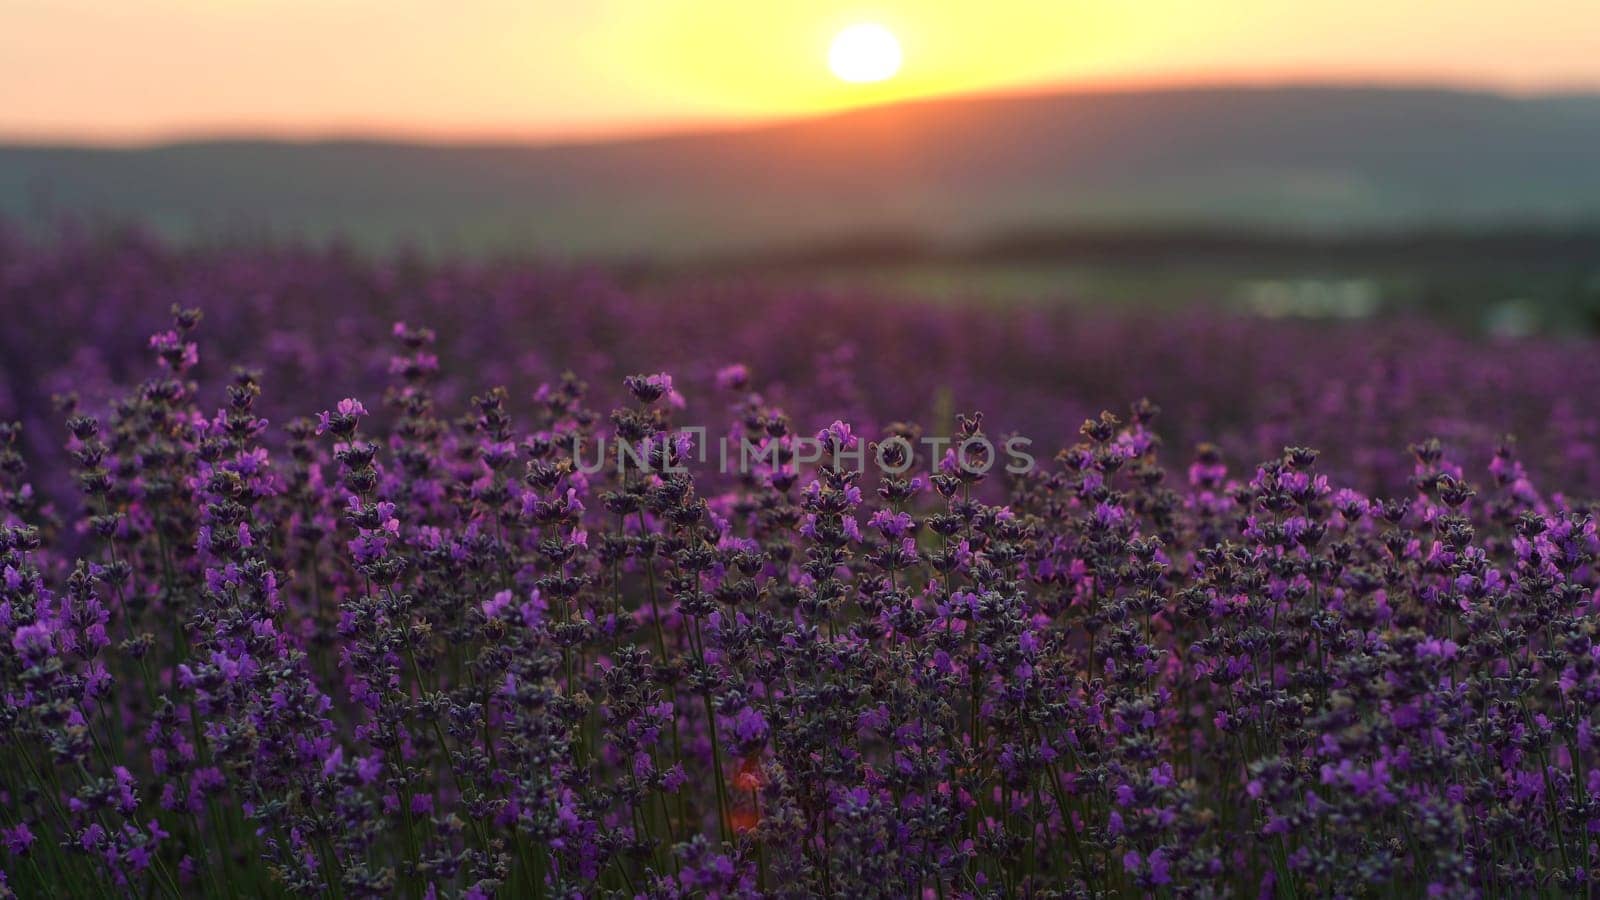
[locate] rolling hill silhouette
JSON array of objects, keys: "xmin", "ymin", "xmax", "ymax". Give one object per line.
[{"xmin": 4, "ymin": 85, "xmax": 1600, "ymax": 258}]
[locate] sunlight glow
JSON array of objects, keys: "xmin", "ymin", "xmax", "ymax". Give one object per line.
[
  {"xmin": 3, "ymin": 1, "xmax": 1595, "ymax": 142},
  {"xmin": 828, "ymin": 24, "xmax": 903, "ymax": 83}
]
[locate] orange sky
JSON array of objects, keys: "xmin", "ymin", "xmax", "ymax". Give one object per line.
[{"xmin": 3, "ymin": 0, "xmax": 1598, "ymax": 144}]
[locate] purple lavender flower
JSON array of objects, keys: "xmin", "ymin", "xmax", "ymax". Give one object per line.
[{"xmin": 2, "ymin": 232, "xmax": 1599, "ymax": 898}]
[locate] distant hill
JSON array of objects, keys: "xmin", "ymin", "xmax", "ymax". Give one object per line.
[{"xmin": 4, "ymin": 85, "xmax": 1600, "ymax": 258}]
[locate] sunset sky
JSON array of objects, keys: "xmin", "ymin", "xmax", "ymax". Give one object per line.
[{"xmin": 3, "ymin": 0, "xmax": 1598, "ymax": 144}]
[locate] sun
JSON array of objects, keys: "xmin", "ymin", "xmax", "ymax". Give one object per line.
[{"xmin": 828, "ymin": 23, "xmax": 902, "ymax": 84}]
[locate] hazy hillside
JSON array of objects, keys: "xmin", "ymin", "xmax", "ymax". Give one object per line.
[{"xmin": 4, "ymin": 85, "xmax": 1600, "ymax": 258}]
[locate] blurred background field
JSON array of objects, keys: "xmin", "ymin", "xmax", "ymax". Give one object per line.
[
  {"xmin": 9, "ymin": 78, "xmax": 1600, "ymax": 503},
  {"xmin": 6, "ymin": 85, "xmax": 1600, "ymax": 335},
  {"xmin": 6, "ymin": 223, "xmax": 1600, "ymax": 512}
]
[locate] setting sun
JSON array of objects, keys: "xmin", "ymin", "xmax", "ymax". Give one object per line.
[{"xmin": 828, "ymin": 23, "xmax": 903, "ymax": 84}]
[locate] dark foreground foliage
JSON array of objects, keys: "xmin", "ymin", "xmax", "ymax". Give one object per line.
[{"xmin": 3, "ymin": 231, "xmax": 1600, "ymax": 897}]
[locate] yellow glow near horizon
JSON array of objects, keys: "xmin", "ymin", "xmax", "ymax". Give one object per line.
[
  {"xmin": 828, "ymin": 24, "xmax": 902, "ymax": 83},
  {"xmin": 1, "ymin": 1, "xmax": 1599, "ymax": 143}
]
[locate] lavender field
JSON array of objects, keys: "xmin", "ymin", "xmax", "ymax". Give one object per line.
[{"xmin": 5, "ymin": 226, "xmax": 1600, "ymax": 897}]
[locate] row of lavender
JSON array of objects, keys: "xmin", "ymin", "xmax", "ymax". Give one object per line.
[
  {"xmin": 1, "ymin": 230, "xmax": 1600, "ymax": 897},
  {"xmin": 5, "ymin": 226, "xmax": 1600, "ymax": 502}
]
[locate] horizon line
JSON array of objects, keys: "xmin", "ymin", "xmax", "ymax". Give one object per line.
[{"xmin": 5, "ymin": 72, "xmax": 1600, "ymax": 152}]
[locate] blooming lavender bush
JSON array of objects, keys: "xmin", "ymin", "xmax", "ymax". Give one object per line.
[{"xmin": 4, "ymin": 230, "xmax": 1600, "ymax": 897}]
